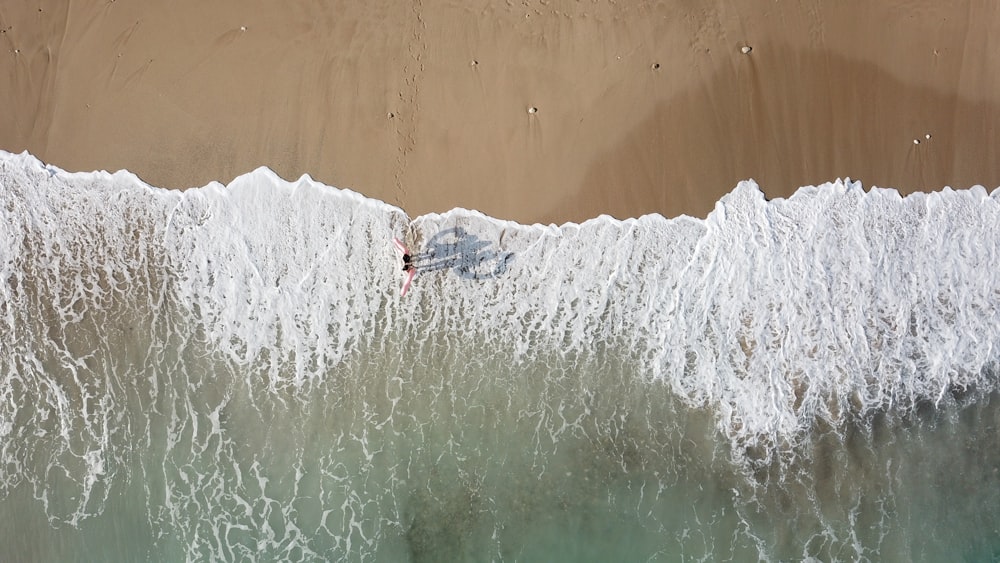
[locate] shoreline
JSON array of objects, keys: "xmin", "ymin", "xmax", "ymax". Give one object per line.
[{"xmin": 3, "ymin": 1, "xmax": 1000, "ymax": 224}]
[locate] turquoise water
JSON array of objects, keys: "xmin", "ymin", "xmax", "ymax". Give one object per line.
[{"xmin": 2, "ymin": 151, "xmax": 1000, "ymax": 561}]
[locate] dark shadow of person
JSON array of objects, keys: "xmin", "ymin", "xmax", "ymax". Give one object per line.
[{"xmin": 412, "ymin": 227, "xmax": 514, "ymax": 280}]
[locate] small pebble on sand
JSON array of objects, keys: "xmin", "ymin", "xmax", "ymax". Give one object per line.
[
  {"xmin": 527, "ymin": 106, "xmax": 538, "ymax": 114},
  {"xmin": 741, "ymin": 46, "xmax": 752, "ymax": 54}
]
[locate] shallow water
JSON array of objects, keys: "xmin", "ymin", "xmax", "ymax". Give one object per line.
[{"xmin": 2, "ymin": 151, "xmax": 999, "ymax": 561}]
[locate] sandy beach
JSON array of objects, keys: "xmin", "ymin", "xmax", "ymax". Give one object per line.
[{"xmin": 3, "ymin": 0, "xmax": 1000, "ymax": 224}]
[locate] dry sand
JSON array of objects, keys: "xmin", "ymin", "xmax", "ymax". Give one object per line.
[{"xmin": 3, "ymin": 0, "xmax": 1000, "ymax": 224}]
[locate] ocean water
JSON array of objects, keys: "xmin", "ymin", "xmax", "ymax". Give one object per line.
[{"xmin": 2, "ymin": 149, "xmax": 999, "ymax": 561}]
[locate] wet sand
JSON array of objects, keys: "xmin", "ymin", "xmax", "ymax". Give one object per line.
[{"xmin": 2, "ymin": 1, "xmax": 1000, "ymax": 224}]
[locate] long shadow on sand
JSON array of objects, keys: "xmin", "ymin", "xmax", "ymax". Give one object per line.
[{"xmin": 411, "ymin": 227, "xmax": 514, "ymax": 280}]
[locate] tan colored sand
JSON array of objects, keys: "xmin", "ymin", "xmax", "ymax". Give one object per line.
[{"xmin": 3, "ymin": 1, "xmax": 1000, "ymax": 224}]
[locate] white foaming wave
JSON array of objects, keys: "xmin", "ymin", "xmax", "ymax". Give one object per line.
[
  {"xmin": 663, "ymin": 181, "xmax": 1000, "ymax": 461},
  {"xmin": 0, "ymin": 151, "xmax": 176, "ymax": 522},
  {"xmin": 4, "ymin": 150, "xmax": 1000, "ymax": 467},
  {"xmin": 404, "ymin": 207, "xmax": 707, "ymax": 364},
  {"xmin": 161, "ymin": 166, "xmax": 408, "ymax": 387},
  {"xmin": 391, "ymin": 181, "xmax": 1000, "ymax": 463}
]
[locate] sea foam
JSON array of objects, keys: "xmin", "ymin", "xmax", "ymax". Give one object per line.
[{"xmin": 3, "ymin": 149, "xmax": 1000, "ymax": 470}]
